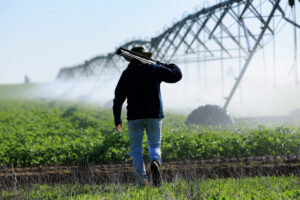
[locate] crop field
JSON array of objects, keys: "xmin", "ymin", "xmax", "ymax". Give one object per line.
[
  {"xmin": 0, "ymin": 84, "xmax": 300, "ymax": 199},
  {"xmin": 1, "ymin": 99, "xmax": 300, "ymax": 167}
]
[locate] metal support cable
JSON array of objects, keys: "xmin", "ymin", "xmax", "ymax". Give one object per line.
[
  {"xmin": 239, "ymin": 0, "xmax": 252, "ymax": 19},
  {"xmin": 241, "ymin": 18, "xmax": 252, "ymax": 51},
  {"xmin": 260, "ymin": 0, "xmax": 268, "ymax": 92},
  {"xmin": 283, "ymin": 16, "xmax": 300, "ymax": 29},
  {"xmin": 197, "ymin": 41, "xmax": 201, "ymax": 100},
  {"xmin": 185, "ymin": 11, "xmax": 214, "ymax": 54},
  {"xmin": 249, "ymin": 3, "xmax": 274, "ymax": 34},
  {"xmin": 238, "ymin": 3, "xmax": 243, "ymax": 104},
  {"xmin": 211, "ymin": 14, "xmax": 248, "ymax": 54},
  {"xmin": 228, "ymin": 8, "xmax": 261, "ymax": 46},
  {"xmin": 221, "ymin": 45, "xmax": 225, "ymax": 97},
  {"xmin": 223, "ymin": 0, "xmax": 281, "ymax": 110},
  {"xmin": 168, "ymin": 22, "xmax": 197, "ymax": 61},
  {"xmin": 199, "ymin": 21, "xmax": 232, "ymax": 57},
  {"xmin": 272, "ymin": 13, "xmax": 277, "ymax": 88},
  {"xmin": 209, "ymin": 4, "xmax": 231, "ymax": 39},
  {"xmin": 268, "ymin": 0, "xmax": 285, "ymax": 16},
  {"xmin": 288, "ymin": 5, "xmax": 298, "ymax": 85},
  {"xmin": 186, "ymin": 28, "xmax": 214, "ymax": 56},
  {"xmin": 203, "ymin": 27, "xmax": 208, "ymax": 91},
  {"xmin": 159, "ymin": 23, "xmax": 184, "ymax": 60},
  {"xmin": 220, "ymin": 0, "xmax": 225, "ymax": 97},
  {"xmin": 152, "ymin": 31, "xmax": 172, "ymax": 59},
  {"xmin": 293, "ymin": 5, "xmax": 298, "ymax": 85}
]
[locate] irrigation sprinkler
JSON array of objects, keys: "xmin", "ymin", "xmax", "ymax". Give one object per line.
[{"xmin": 55, "ymin": 0, "xmax": 300, "ymax": 126}]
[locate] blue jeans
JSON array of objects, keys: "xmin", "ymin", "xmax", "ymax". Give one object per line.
[{"xmin": 128, "ymin": 118, "xmax": 162, "ymax": 185}]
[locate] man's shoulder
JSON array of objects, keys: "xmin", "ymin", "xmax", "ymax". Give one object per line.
[{"xmin": 127, "ymin": 61, "xmax": 158, "ymax": 71}]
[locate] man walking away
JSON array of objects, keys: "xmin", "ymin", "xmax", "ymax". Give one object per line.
[{"xmin": 113, "ymin": 46, "xmax": 182, "ymax": 186}]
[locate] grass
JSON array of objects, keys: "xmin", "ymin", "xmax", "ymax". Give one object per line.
[
  {"xmin": 1, "ymin": 176, "xmax": 299, "ymax": 199},
  {"xmin": 0, "ymin": 83, "xmax": 45, "ymax": 100}
]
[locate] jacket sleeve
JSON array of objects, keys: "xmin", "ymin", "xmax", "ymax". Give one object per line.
[
  {"xmin": 157, "ymin": 63, "xmax": 182, "ymax": 83},
  {"xmin": 113, "ymin": 71, "xmax": 127, "ymax": 126}
]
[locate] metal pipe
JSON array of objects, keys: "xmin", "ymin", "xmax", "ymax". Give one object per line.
[
  {"xmin": 116, "ymin": 48, "xmax": 167, "ymax": 66},
  {"xmin": 223, "ymin": 0, "xmax": 281, "ymax": 110}
]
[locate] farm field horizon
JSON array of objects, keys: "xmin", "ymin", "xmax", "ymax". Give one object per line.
[
  {"xmin": 1, "ymin": 83, "xmax": 300, "ymax": 199},
  {"xmin": 3, "ymin": 0, "xmax": 300, "ymax": 198},
  {"xmin": 1, "ymin": 83, "xmax": 300, "ymax": 167}
]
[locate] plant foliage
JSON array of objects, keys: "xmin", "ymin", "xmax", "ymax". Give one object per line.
[{"xmin": 0, "ymin": 100, "xmax": 299, "ymax": 167}]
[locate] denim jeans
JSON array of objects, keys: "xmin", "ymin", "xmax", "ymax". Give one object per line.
[{"xmin": 128, "ymin": 118, "xmax": 162, "ymax": 185}]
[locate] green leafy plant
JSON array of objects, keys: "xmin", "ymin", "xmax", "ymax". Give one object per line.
[{"xmin": 0, "ymin": 100, "xmax": 299, "ymax": 167}]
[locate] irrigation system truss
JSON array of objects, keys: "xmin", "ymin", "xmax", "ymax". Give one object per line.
[{"xmin": 56, "ymin": 0, "xmax": 300, "ymax": 110}]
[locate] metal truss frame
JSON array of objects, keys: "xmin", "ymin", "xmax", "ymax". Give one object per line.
[{"xmin": 56, "ymin": 0, "xmax": 300, "ymax": 109}]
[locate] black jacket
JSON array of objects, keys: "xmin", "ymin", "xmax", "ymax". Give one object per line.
[{"xmin": 113, "ymin": 60, "xmax": 182, "ymax": 126}]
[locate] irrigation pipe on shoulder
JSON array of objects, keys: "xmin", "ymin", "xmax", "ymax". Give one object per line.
[{"xmin": 116, "ymin": 48, "xmax": 168, "ymax": 66}]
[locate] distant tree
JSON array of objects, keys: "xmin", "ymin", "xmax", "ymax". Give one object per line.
[{"xmin": 24, "ymin": 75, "xmax": 30, "ymax": 84}]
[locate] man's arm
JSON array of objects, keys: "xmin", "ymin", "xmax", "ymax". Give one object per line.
[
  {"xmin": 157, "ymin": 64, "xmax": 182, "ymax": 83},
  {"xmin": 113, "ymin": 71, "xmax": 127, "ymax": 129}
]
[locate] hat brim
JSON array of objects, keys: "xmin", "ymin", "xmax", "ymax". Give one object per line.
[
  {"xmin": 130, "ymin": 47, "xmax": 152, "ymax": 59},
  {"xmin": 143, "ymin": 52, "xmax": 152, "ymax": 59}
]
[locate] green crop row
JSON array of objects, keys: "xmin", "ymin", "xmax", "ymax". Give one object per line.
[{"xmin": 0, "ymin": 100, "xmax": 300, "ymax": 167}]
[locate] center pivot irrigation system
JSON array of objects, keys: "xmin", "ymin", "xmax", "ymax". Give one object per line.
[{"xmin": 56, "ymin": 0, "xmax": 300, "ymax": 124}]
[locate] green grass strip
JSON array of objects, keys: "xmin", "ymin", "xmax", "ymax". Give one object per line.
[{"xmin": 1, "ymin": 176, "xmax": 299, "ymax": 200}]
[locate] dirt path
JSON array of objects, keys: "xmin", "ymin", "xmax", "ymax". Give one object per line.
[{"xmin": 1, "ymin": 155, "xmax": 299, "ymax": 189}]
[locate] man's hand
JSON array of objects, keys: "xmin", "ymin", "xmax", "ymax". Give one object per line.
[
  {"xmin": 156, "ymin": 61, "xmax": 168, "ymax": 67},
  {"xmin": 116, "ymin": 123, "xmax": 123, "ymax": 133}
]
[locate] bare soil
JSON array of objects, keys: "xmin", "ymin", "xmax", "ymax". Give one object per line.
[{"xmin": 1, "ymin": 155, "xmax": 299, "ymax": 189}]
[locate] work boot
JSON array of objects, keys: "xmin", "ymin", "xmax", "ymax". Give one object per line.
[
  {"xmin": 138, "ymin": 179, "xmax": 148, "ymax": 187},
  {"xmin": 150, "ymin": 160, "xmax": 161, "ymax": 187}
]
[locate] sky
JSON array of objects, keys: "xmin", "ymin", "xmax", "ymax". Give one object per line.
[
  {"xmin": 0, "ymin": 0, "xmax": 212, "ymax": 84},
  {"xmin": 1, "ymin": 0, "xmax": 300, "ymax": 115}
]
